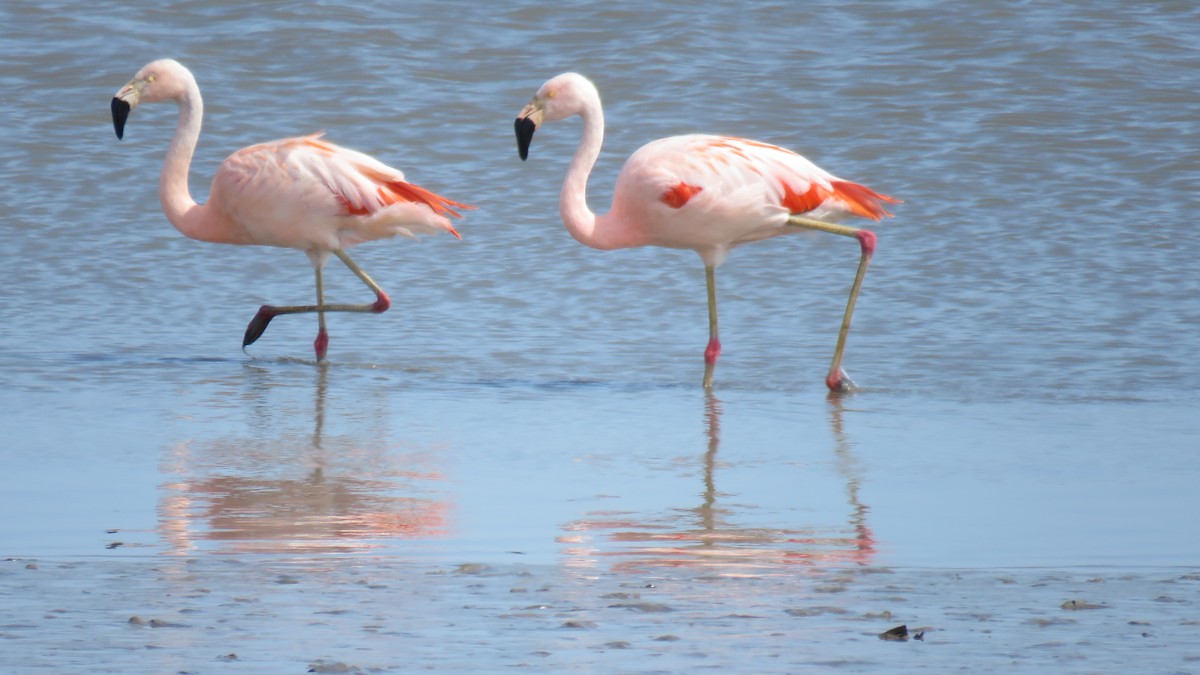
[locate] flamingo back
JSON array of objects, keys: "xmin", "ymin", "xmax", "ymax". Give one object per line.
[{"xmin": 210, "ymin": 133, "xmax": 466, "ymax": 252}]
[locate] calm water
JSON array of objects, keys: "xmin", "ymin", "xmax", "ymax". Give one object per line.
[{"xmin": 1, "ymin": 1, "xmax": 1199, "ymax": 671}]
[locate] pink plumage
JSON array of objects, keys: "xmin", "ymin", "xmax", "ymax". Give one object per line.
[
  {"xmin": 211, "ymin": 133, "xmax": 465, "ymax": 249},
  {"xmin": 112, "ymin": 59, "xmax": 469, "ymax": 360},
  {"xmin": 516, "ymin": 72, "xmax": 898, "ymax": 391}
]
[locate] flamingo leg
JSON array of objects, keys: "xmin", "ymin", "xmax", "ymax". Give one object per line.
[
  {"xmin": 242, "ymin": 249, "xmax": 393, "ymax": 356},
  {"xmin": 785, "ymin": 215, "xmax": 877, "ymax": 393},
  {"xmin": 314, "ymin": 265, "xmax": 329, "ymax": 361},
  {"xmin": 702, "ymin": 264, "xmax": 721, "ymax": 389}
]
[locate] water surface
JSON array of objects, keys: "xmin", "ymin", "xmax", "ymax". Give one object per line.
[{"xmin": 1, "ymin": 1, "xmax": 1198, "ymax": 671}]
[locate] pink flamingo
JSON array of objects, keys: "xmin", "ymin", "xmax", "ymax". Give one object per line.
[
  {"xmin": 111, "ymin": 59, "xmax": 469, "ymax": 361},
  {"xmin": 515, "ymin": 73, "xmax": 898, "ymax": 391}
]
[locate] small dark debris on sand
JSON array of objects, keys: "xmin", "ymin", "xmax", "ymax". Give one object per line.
[
  {"xmin": 879, "ymin": 624, "xmax": 926, "ymax": 641},
  {"xmin": 1061, "ymin": 599, "xmax": 1106, "ymax": 610},
  {"xmin": 127, "ymin": 616, "xmax": 184, "ymax": 628}
]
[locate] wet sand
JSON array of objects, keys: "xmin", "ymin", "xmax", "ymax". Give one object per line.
[{"xmin": 4, "ymin": 556, "xmax": 1198, "ymax": 673}]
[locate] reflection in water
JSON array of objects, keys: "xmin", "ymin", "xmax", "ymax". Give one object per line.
[
  {"xmin": 158, "ymin": 365, "xmax": 449, "ymax": 554},
  {"xmin": 560, "ymin": 393, "xmax": 874, "ymax": 574},
  {"xmin": 827, "ymin": 395, "xmax": 876, "ymax": 563}
]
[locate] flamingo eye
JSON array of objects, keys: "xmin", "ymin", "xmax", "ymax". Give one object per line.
[{"xmin": 147, "ymin": 74, "xmax": 156, "ymax": 83}]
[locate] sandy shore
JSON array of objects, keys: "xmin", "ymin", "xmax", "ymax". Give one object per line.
[{"xmin": 3, "ymin": 556, "xmax": 1197, "ymax": 673}]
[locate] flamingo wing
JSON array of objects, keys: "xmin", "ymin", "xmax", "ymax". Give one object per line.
[
  {"xmin": 211, "ymin": 133, "xmax": 468, "ymax": 251},
  {"xmin": 703, "ymin": 136, "xmax": 898, "ymax": 221},
  {"xmin": 630, "ymin": 135, "xmax": 897, "ymax": 222}
]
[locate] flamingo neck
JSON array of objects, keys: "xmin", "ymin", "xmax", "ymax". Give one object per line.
[
  {"xmin": 159, "ymin": 81, "xmax": 247, "ymax": 245},
  {"xmin": 559, "ymin": 102, "xmax": 631, "ymax": 251}
]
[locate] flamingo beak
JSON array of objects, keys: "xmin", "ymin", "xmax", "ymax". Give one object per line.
[
  {"xmin": 515, "ymin": 101, "xmax": 543, "ymax": 161},
  {"xmin": 111, "ymin": 81, "xmax": 141, "ymax": 140},
  {"xmin": 111, "ymin": 98, "xmax": 131, "ymax": 139}
]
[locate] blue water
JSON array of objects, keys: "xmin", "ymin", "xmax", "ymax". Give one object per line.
[
  {"xmin": 3, "ymin": 0, "xmax": 1199, "ymax": 564},
  {"xmin": 1, "ymin": 1, "xmax": 1198, "ymax": 671}
]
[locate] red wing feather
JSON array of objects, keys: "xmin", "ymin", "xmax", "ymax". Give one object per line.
[
  {"xmin": 661, "ymin": 182, "xmax": 704, "ymax": 209},
  {"xmin": 826, "ymin": 180, "xmax": 900, "ymax": 221}
]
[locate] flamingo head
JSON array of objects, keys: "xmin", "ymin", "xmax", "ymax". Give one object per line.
[
  {"xmin": 111, "ymin": 59, "xmax": 195, "ymax": 139},
  {"xmin": 514, "ymin": 72, "xmax": 599, "ymax": 160}
]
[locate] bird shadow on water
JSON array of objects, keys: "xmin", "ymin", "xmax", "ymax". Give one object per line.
[
  {"xmin": 156, "ymin": 364, "xmax": 451, "ymax": 555},
  {"xmin": 557, "ymin": 392, "xmax": 875, "ymax": 576}
]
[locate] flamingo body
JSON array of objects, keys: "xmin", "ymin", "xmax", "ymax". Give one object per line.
[
  {"xmin": 515, "ymin": 72, "xmax": 897, "ymax": 390},
  {"xmin": 209, "ymin": 134, "xmax": 463, "ymax": 256},
  {"xmin": 608, "ymin": 134, "xmax": 894, "ymax": 266},
  {"xmin": 112, "ymin": 59, "xmax": 468, "ymax": 359}
]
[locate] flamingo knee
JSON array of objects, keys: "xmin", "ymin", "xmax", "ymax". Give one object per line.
[{"xmin": 856, "ymin": 229, "xmax": 877, "ymax": 258}]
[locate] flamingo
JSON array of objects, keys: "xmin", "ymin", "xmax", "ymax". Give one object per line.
[
  {"xmin": 515, "ymin": 73, "xmax": 898, "ymax": 391},
  {"xmin": 110, "ymin": 59, "xmax": 469, "ymax": 361}
]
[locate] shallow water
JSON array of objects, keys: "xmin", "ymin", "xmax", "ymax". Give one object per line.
[{"xmin": 1, "ymin": 0, "xmax": 1199, "ymax": 671}]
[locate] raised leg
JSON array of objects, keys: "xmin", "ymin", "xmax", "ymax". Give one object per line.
[
  {"xmin": 702, "ymin": 264, "xmax": 721, "ymax": 389},
  {"xmin": 785, "ymin": 215, "xmax": 877, "ymax": 393},
  {"xmin": 243, "ymin": 249, "xmax": 392, "ymax": 356}
]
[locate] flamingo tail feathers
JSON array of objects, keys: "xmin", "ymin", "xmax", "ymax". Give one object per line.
[{"xmin": 827, "ymin": 180, "xmax": 901, "ymax": 221}]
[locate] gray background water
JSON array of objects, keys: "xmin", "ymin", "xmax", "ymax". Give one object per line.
[{"xmin": 1, "ymin": 1, "xmax": 1198, "ymax": 671}]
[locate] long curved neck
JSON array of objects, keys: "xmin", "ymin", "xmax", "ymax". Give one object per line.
[
  {"xmin": 559, "ymin": 102, "xmax": 602, "ymax": 246},
  {"xmin": 560, "ymin": 101, "xmax": 627, "ymax": 251},
  {"xmin": 159, "ymin": 81, "xmax": 245, "ymax": 244}
]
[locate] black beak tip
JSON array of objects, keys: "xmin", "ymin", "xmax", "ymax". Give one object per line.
[
  {"xmin": 515, "ymin": 117, "xmax": 536, "ymax": 161},
  {"xmin": 111, "ymin": 97, "xmax": 130, "ymax": 140}
]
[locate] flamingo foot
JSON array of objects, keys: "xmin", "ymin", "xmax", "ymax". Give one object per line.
[
  {"xmin": 826, "ymin": 368, "xmax": 858, "ymax": 394},
  {"xmin": 314, "ymin": 329, "xmax": 329, "ymax": 362},
  {"xmin": 243, "ymin": 306, "xmax": 276, "ymax": 348}
]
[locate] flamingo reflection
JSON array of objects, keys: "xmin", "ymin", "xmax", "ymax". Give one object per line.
[
  {"xmin": 158, "ymin": 366, "xmax": 450, "ymax": 554},
  {"xmin": 559, "ymin": 393, "xmax": 874, "ymax": 574}
]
